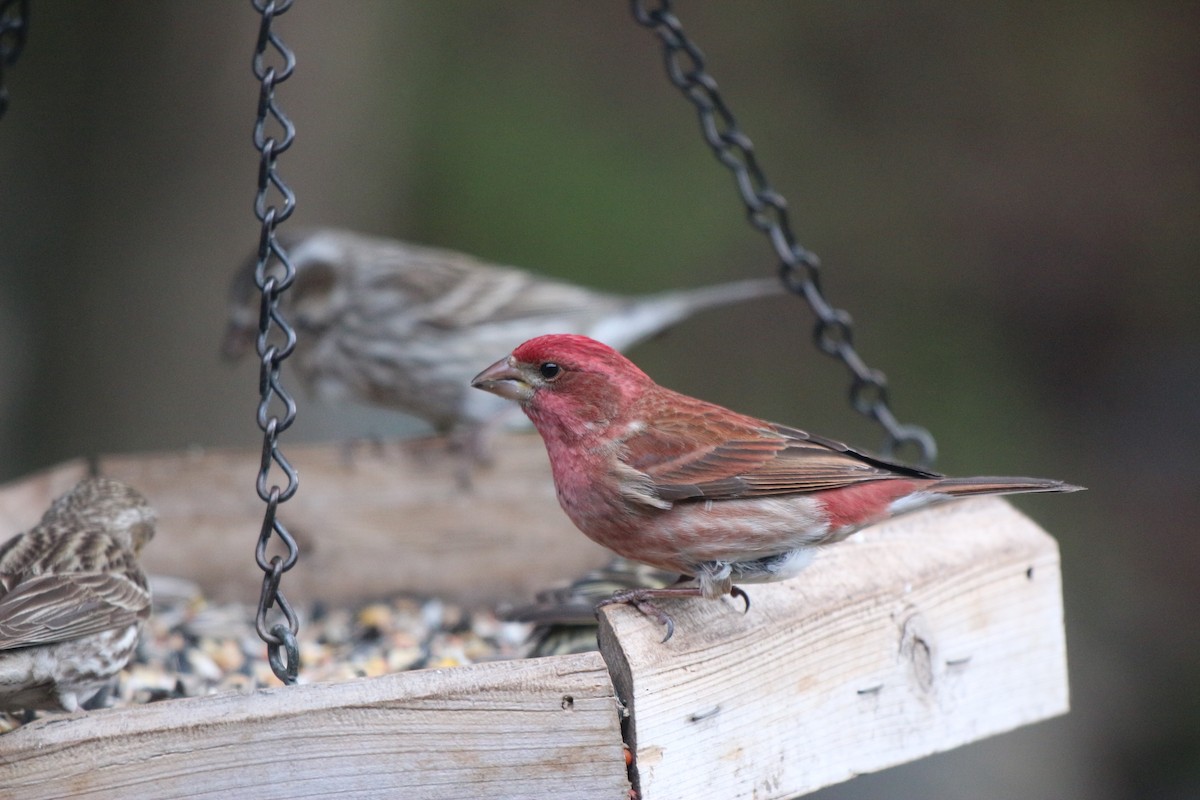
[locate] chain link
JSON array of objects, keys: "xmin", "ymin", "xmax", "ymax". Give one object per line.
[
  {"xmin": 0, "ymin": 0, "xmax": 30, "ymax": 121},
  {"xmin": 249, "ymin": 0, "xmax": 300, "ymax": 684},
  {"xmin": 630, "ymin": 0, "xmax": 936, "ymax": 465}
]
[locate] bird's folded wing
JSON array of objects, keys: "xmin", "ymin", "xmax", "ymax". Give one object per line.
[
  {"xmin": 390, "ymin": 254, "xmax": 610, "ymax": 329},
  {"xmin": 625, "ymin": 415, "xmax": 938, "ymax": 503},
  {"xmin": 0, "ymin": 572, "xmax": 150, "ymax": 650}
]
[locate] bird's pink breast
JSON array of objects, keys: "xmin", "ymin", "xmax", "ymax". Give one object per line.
[{"xmin": 557, "ymin": 479, "xmax": 833, "ymax": 576}]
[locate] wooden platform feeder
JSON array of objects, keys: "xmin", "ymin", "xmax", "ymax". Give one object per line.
[{"xmin": 0, "ymin": 433, "xmax": 1069, "ymax": 799}]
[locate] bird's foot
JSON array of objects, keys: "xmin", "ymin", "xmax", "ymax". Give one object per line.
[
  {"xmin": 597, "ymin": 584, "xmax": 753, "ymax": 642},
  {"xmin": 597, "ymin": 586, "xmax": 704, "ymax": 643},
  {"xmin": 448, "ymin": 423, "xmax": 505, "ymax": 490}
]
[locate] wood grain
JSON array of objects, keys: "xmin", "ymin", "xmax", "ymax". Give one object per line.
[
  {"xmin": 598, "ymin": 497, "xmax": 1070, "ymax": 800},
  {"xmin": 0, "ymin": 652, "xmax": 629, "ymax": 799}
]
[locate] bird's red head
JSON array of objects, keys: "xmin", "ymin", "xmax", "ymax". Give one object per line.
[
  {"xmin": 510, "ymin": 334, "xmax": 642, "ymax": 375},
  {"xmin": 472, "ymin": 334, "xmax": 654, "ymax": 439}
]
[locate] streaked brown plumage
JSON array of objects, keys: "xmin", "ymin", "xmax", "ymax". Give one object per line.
[
  {"xmin": 222, "ymin": 228, "xmax": 783, "ymax": 454},
  {"xmin": 0, "ymin": 477, "xmax": 156, "ymax": 712},
  {"xmin": 504, "ymin": 557, "xmax": 677, "ymax": 657}
]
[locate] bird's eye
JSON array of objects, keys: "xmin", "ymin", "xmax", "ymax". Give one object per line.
[{"xmin": 539, "ymin": 362, "xmax": 561, "ymax": 380}]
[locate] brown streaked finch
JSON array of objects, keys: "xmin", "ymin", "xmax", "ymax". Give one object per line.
[
  {"xmin": 222, "ymin": 228, "xmax": 782, "ymax": 458},
  {"xmin": 472, "ymin": 334, "xmax": 1084, "ymax": 641},
  {"xmin": 0, "ymin": 477, "xmax": 156, "ymax": 712}
]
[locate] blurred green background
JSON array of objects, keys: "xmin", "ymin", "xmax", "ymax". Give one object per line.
[{"xmin": 1, "ymin": 3, "xmax": 1196, "ymax": 798}]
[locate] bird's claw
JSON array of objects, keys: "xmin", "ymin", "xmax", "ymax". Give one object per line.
[
  {"xmin": 730, "ymin": 585, "xmax": 751, "ymax": 614},
  {"xmin": 598, "ymin": 588, "xmax": 683, "ymax": 642},
  {"xmin": 636, "ymin": 600, "xmax": 676, "ymax": 643}
]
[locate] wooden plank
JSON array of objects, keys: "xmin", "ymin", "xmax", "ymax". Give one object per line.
[
  {"xmin": 0, "ymin": 652, "xmax": 630, "ymax": 800},
  {"xmin": 598, "ymin": 497, "xmax": 1070, "ymax": 800},
  {"xmin": 0, "ymin": 455, "xmax": 1074, "ymax": 797},
  {"xmin": 0, "ymin": 434, "xmax": 611, "ymax": 606}
]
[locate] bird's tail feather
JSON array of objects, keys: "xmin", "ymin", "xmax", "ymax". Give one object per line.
[
  {"xmin": 662, "ymin": 277, "xmax": 786, "ymax": 311},
  {"xmin": 599, "ymin": 278, "xmax": 785, "ymax": 351},
  {"xmin": 928, "ymin": 476, "xmax": 1085, "ymax": 496}
]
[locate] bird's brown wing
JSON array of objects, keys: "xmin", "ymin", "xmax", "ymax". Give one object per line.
[
  {"xmin": 362, "ymin": 242, "xmax": 617, "ymax": 329},
  {"xmin": 622, "ymin": 394, "xmax": 938, "ymax": 503},
  {"xmin": 0, "ymin": 570, "xmax": 150, "ymax": 650}
]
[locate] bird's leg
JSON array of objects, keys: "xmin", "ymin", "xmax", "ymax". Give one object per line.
[
  {"xmin": 451, "ymin": 423, "xmax": 492, "ymax": 469},
  {"xmin": 445, "ymin": 425, "xmax": 488, "ymax": 490},
  {"xmin": 448, "ymin": 408, "xmax": 526, "ymax": 489},
  {"xmin": 82, "ymin": 683, "xmax": 115, "ymax": 710},
  {"xmin": 460, "ymin": 406, "xmax": 526, "ymax": 468}
]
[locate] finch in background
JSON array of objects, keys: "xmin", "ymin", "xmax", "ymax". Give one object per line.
[
  {"xmin": 222, "ymin": 228, "xmax": 782, "ymax": 456},
  {"xmin": 504, "ymin": 557, "xmax": 677, "ymax": 657},
  {"xmin": 472, "ymin": 334, "xmax": 1083, "ymax": 641},
  {"xmin": 0, "ymin": 477, "xmax": 156, "ymax": 712}
]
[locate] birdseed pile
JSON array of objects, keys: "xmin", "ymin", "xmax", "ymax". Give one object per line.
[{"xmin": 0, "ymin": 574, "xmax": 533, "ymax": 733}]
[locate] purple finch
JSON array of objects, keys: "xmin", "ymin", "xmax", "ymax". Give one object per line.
[
  {"xmin": 223, "ymin": 228, "xmax": 782, "ymax": 454},
  {"xmin": 0, "ymin": 477, "xmax": 155, "ymax": 711},
  {"xmin": 472, "ymin": 334, "xmax": 1083, "ymax": 640}
]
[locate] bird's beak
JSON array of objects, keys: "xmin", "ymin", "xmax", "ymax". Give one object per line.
[{"xmin": 471, "ymin": 356, "xmax": 533, "ymax": 403}]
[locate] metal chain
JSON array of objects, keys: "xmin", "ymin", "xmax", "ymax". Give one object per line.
[
  {"xmin": 630, "ymin": 0, "xmax": 937, "ymax": 465},
  {"xmin": 0, "ymin": 0, "xmax": 30, "ymax": 120},
  {"xmin": 249, "ymin": 0, "xmax": 300, "ymax": 684}
]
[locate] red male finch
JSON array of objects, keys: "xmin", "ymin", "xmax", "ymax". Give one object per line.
[
  {"xmin": 223, "ymin": 228, "xmax": 781, "ymax": 459},
  {"xmin": 472, "ymin": 334, "xmax": 1083, "ymax": 641},
  {"xmin": 0, "ymin": 477, "xmax": 156, "ymax": 712}
]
